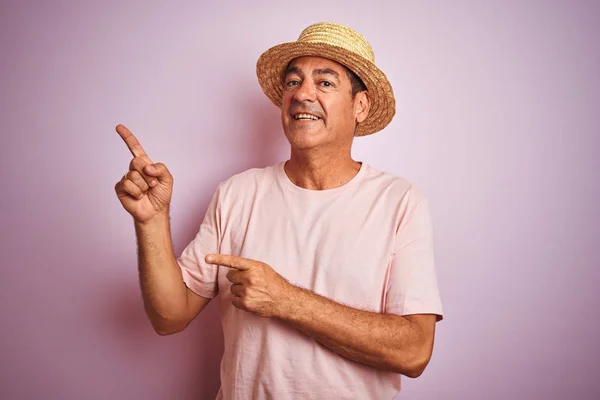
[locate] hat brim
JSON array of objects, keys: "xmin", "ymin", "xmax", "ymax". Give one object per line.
[{"xmin": 256, "ymin": 42, "xmax": 396, "ymax": 137}]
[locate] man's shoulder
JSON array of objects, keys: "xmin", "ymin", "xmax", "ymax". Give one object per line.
[
  {"xmin": 216, "ymin": 162, "xmax": 280, "ymax": 195},
  {"xmin": 363, "ymin": 163, "xmax": 428, "ymax": 203}
]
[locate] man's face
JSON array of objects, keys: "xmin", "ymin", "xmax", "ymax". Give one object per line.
[{"xmin": 281, "ymin": 56, "xmax": 368, "ymax": 150}]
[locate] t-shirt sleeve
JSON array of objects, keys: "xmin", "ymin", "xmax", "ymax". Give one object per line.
[
  {"xmin": 385, "ymin": 188, "xmax": 444, "ymax": 321},
  {"xmin": 176, "ymin": 184, "xmax": 223, "ymax": 299}
]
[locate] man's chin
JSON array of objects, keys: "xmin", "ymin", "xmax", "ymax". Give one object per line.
[
  {"xmin": 287, "ymin": 121, "xmax": 325, "ymax": 135},
  {"xmin": 285, "ymin": 129, "xmax": 326, "ymax": 149}
]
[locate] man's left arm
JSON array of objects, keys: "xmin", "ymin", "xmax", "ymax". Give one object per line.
[
  {"xmin": 205, "ymin": 254, "xmax": 437, "ymax": 378},
  {"xmin": 279, "ymin": 284, "xmax": 437, "ymax": 378}
]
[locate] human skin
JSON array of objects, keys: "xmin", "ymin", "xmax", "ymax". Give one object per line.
[{"xmin": 280, "ymin": 56, "xmax": 370, "ymax": 191}]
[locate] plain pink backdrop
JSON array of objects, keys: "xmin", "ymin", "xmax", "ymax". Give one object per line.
[{"xmin": 1, "ymin": 1, "xmax": 599, "ymax": 399}]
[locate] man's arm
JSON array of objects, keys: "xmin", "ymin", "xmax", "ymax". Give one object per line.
[
  {"xmin": 206, "ymin": 254, "xmax": 438, "ymax": 378},
  {"xmin": 114, "ymin": 124, "xmax": 210, "ymax": 335},
  {"xmin": 135, "ymin": 214, "xmax": 211, "ymax": 335},
  {"xmin": 278, "ymin": 285, "xmax": 436, "ymax": 378}
]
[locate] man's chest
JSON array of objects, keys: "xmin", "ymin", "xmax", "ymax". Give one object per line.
[{"xmin": 220, "ymin": 194, "xmax": 398, "ymax": 311}]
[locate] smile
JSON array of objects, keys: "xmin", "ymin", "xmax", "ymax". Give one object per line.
[{"xmin": 293, "ymin": 113, "xmax": 320, "ymax": 121}]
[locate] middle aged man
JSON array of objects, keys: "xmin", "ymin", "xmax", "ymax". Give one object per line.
[{"xmin": 115, "ymin": 22, "xmax": 444, "ymax": 399}]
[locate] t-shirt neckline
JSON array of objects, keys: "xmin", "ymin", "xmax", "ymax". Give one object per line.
[{"xmin": 277, "ymin": 160, "xmax": 368, "ymax": 195}]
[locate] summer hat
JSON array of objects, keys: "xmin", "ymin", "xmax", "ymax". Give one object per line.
[{"xmin": 256, "ymin": 22, "xmax": 396, "ymax": 137}]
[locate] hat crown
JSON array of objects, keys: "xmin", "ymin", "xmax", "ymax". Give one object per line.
[{"xmin": 296, "ymin": 22, "xmax": 375, "ymax": 63}]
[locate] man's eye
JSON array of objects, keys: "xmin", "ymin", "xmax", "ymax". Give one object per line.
[
  {"xmin": 320, "ymin": 81, "xmax": 332, "ymax": 87},
  {"xmin": 286, "ymin": 80, "xmax": 300, "ymax": 87}
]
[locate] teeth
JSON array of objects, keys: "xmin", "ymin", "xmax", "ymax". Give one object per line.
[{"xmin": 294, "ymin": 113, "xmax": 319, "ymax": 120}]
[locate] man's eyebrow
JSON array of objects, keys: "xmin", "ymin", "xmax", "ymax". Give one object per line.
[
  {"xmin": 284, "ymin": 65, "xmax": 301, "ymax": 78},
  {"xmin": 313, "ymin": 68, "xmax": 340, "ymax": 80},
  {"xmin": 283, "ymin": 66, "xmax": 340, "ymax": 80}
]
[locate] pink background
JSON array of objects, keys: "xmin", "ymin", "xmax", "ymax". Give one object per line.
[{"xmin": 1, "ymin": 1, "xmax": 599, "ymax": 399}]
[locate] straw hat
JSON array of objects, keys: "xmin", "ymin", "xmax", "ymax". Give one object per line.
[{"xmin": 256, "ymin": 22, "xmax": 396, "ymax": 137}]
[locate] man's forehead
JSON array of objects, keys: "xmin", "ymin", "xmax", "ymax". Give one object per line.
[{"xmin": 286, "ymin": 56, "xmax": 346, "ymax": 74}]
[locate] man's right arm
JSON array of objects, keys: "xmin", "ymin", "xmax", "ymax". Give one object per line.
[
  {"xmin": 113, "ymin": 124, "xmax": 209, "ymax": 335},
  {"xmin": 135, "ymin": 213, "xmax": 210, "ymax": 335}
]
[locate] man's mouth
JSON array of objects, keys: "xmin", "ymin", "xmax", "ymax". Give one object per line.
[{"xmin": 293, "ymin": 113, "xmax": 321, "ymax": 121}]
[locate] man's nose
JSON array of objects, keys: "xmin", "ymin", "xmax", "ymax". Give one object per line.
[{"xmin": 293, "ymin": 80, "xmax": 317, "ymax": 102}]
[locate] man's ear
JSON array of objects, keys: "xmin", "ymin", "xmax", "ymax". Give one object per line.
[{"xmin": 355, "ymin": 91, "xmax": 371, "ymax": 124}]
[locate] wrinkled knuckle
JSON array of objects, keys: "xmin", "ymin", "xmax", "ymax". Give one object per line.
[
  {"xmin": 155, "ymin": 163, "xmax": 173, "ymax": 178},
  {"xmin": 124, "ymin": 180, "xmax": 137, "ymax": 193},
  {"xmin": 130, "ymin": 157, "xmax": 145, "ymax": 170},
  {"xmin": 130, "ymin": 180, "xmax": 141, "ymax": 191}
]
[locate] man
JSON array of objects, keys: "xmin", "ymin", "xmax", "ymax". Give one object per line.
[{"xmin": 115, "ymin": 22, "xmax": 443, "ymax": 399}]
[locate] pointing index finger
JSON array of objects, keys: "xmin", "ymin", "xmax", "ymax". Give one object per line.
[
  {"xmin": 116, "ymin": 124, "xmax": 152, "ymax": 163},
  {"xmin": 205, "ymin": 254, "xmax": 251, "ymax": 271}
]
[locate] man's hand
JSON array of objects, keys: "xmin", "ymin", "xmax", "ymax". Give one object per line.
[
  {"xmin": 114, "ymin": 124, "xmax": 174, "ymax": 223},
  {"xmin": 205, "ymin": 254, "xmax": 293, "ymax": 318}
]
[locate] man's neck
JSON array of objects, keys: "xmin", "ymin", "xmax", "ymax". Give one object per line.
[{"xmin": 284, "ymin": 152, "xmax": 362, "ymax": 191}]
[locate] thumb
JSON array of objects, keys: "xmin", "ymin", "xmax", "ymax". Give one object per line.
[{"xmin": 144, "ymin": 162, "xmax": 173, "ymax": 183}]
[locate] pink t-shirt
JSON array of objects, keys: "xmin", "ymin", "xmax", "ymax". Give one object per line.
[{"xmin": 177, "ymin": 161, "xmax": 443, "ymax": 399}]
